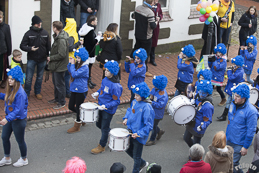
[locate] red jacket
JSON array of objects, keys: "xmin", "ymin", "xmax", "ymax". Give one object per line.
[{"xmin": 179, "ymin": 160, "xmax": 212, "ymax": 173}]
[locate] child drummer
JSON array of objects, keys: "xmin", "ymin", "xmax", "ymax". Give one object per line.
[
  {"xmin": 91, "ymin": 60, "xmax": 123, "ymax": 154},
  {"xmin": 145, "ymin": 75, "xmax": 168, "ymax": 146},
  {"xmin": 123, "ymin": 82, "xmax": 155, "ymax": 173}
]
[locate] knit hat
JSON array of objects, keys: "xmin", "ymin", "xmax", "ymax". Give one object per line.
[
  {"xmin": 231, "ymin": 55, "xmax": 244, "ymax": 67},
  {"xmin": 232, "ymin": 83, "xmax": 250, "ymax": 99},
  {"xmin": 74, "ymin": 47, "xmax": 89, "ymax": 62},
  {"xmin": 152, "ymin": 75, "xmax": 168, "ymax": 90},
  {"xmin": 131, "ymin": 82, "xmax": 150, "ymax": 99},
  {"xmin": 7, "ymin": 66, "xmax": 23, "ymax": 83},
  {"xmin": 246, "ymin": 35, "xmax": 257, "ymax": 46},
  {"xmin": 146, "ymin": 163, "xmax": 161, "ymax": 173},
  {"xmin": 214, "ymin": 43, "xmax": 227, "ymax": 55},
  {"xmin": 110, "ymin": 162, "xmax": 126, "ymax": 173},
  {"xmin": 197, "ymin": 69, "xmax": 212, "ymax": 81},
  {"xmin": 104, "ymin": 60, "xmax": 120, "ymax": 75},
  {"xmin": 197, "ymin": 80, "xmax": 213, "ymax": 95},
  {"xmin": 181, "ymin": 44, "xmax": 196, "ymax": 58},
  {"xmin": 31, "ymin": 15, "xmax": 42, "ymax": 25},
  {"xmin": 133, "ymin": 48, "xmax": 148, "ymax": 63}
]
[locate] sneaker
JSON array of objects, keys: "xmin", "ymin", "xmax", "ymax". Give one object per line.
[
  {"xmin": 145, "ymin": 140, "xmax": 156, "ymax": 146},
  {"xmin": 53, "ymin": 104, "xmax": 66, "ymax": 109},
  {"xmin": 0, "ymin": 157, "xmax": 12, "ymax": 166},
  {"xmin": 140, "ymin": 161, "xmax": 149, "ymax": 172},
  {"xmin": 156, "ymin": 130, "xmax": 165, "ymax": 140},
  {"xmin": 48, "ymin": 99, "xmax": 57, "ymax": 104},
  {"xmin": 13, "ymin": 157, "xmax": 28, "ymax": 167},
  {"xmin": 35, "ymin": 94, "xmax": 43, "ymax": 100}
]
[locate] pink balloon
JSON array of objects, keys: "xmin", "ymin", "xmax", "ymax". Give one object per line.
[
  {"xmin": 200, "ymin": 2, "xmax": 207, "ymax": 8},
  {"xmin": 213, "ymin": 0, "xmax": 219, "ymax": 5},
  {"xmin": 207, "ymin": 0, "xmax": 212, "ymax": 6},
  {"xmin": 199, "ymin": 15, "xmax": 206, "ymax": 22}
]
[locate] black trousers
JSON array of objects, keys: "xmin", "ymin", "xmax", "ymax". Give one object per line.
[
  {"xmin": 150, "ymin": 47, "xmax": 156, "ymax": 63},
  {"xmin": 52, "ymin": 71, "xmax": 66, "ymax": 105},
  {"xmin": 89, "ymin": 63, "xmax": 93, "ymax": 78}
]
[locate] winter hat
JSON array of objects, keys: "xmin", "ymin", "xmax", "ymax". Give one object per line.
[
  {"xmin": 7, "ymin": 66, "xmax": 23, "ymax": 83},
  {"xmin": 231, "ymin": 55, "xmax": 244, "ymax": 67},
  {"xmin": 152, "ymin": 75, "xmax": 168, "ymax": 90},
  {"xmin": 74, "ymin": 47, "xmax": 89, "ymax": 62},
  {"xmin": 146, "ymin": 163, "xmax": 162, "ymax": 173},
  {"xmin": 197, "ymin": 69, "xmax": 212, "ymax": 81},
  {"xmin": 197, "ymin": 80, "xmax": 213, "ymax": 95},
  {"xmin": 246, "ymin": 35, "xmax": 257, "ymax": 46},
  {"xmin": 133, "ymin": 48, "xmax": 148, "ymax": 63},
  {"xmin": 232, "ymin": 83, "xmax": 250, "ymax": 99},
  {"xmin": 31, "ymin": 15, "xmax": 42, "ymax": 25},
  {"xmin": 131, "ymin": 82, "xmax": 150, "ymax": 99},
  {"xmin": 182, "ymin": 44, "xmax": 196, "ymax": 58},
  {"xmin": 214, "ymin": 43, "xmax": 227, "ymax": 55},
  {"xmin": 110, "ymin": 162, "xmax": 126, "ymax": 173},
  {"xmin": 104, "ymin": 60, "xmax": 120, "ymax": 75}
]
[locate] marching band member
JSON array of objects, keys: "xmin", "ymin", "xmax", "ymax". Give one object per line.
[
  {"xmin": 0, "ymin": 66, "xmax": 29, "ymax": 167},
  {"xmin": 91, "ymin": 60, "xmax": 123, "ymax": 154},
  {"xmin": 174, "ymin": 44, "xmax": 198, "ymax": 97},
  {"xmin": 217, "ymin": 55, "xmax": 245, "ymax": 121},
  {"xmin": 67, "ymin": 47, "xmax": 89, "ymax": 133},
  {"xmin": 210, "ymin": 43, "xmax": 227, "ymax": 106},
  {"xmin": 253, "ymin": 68, "xmax": 259, "ymax": 108},
  {"xmin": 146, "ymin": 75, "xmax": 168, "ymax": 146},
  {"xmin": 123, "ymin": 82, "xmax": 155, "ymax": 173},
  {"xmin": 184, "ymin": 80, "xmax": 214, "ymax": 148},
  {"xmin": 125, "ymin": 48, "xmax": 147, "ymax": 104},
  {"xmin": 226, "ymin": 84, "xmax": 257, "ymax": 173},
  {"xmin": 240, "ymin": 35, "xmax": 258, "ymax": 85}
]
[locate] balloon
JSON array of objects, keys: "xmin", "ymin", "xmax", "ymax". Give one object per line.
[
  {"xmin": 204, "ymin": 13, "xmax": 210, "ymax": 18},
  {"xmin": 211, "ymin": 4, "xmax": 219, "ymax": 11},
  {"xmin": 199, "ymin": 15, "xmax": 206, "ymax": 22},
  {"xmin": 200, "ymin": 8, "xmax": 206, "ymax": 14},
  {"xmin": 202, "ymin": 0, "xmax": 206, "ymax": 2},
  {"xmin": 207, "ymin": 0, "xmax": 212, "ymax": 6},
  {"xmin": 208, "ymin": 16, "xmax": 213, "ymax": 22},
  {"xmin": 210, "ymin": 11, "xmax": 217, "ymax": 17},
  {"xmin": 196, "ymin": 4, "xmax": 202, "ymax": 11},
  {"xmin": 206, "ymin": 6, "xmax": 212, "ymax": 13},
  {"xmin": 213, "ymin": 0, "xmax": 219, "ymax": 5},
  {"xmin": 205, "ymin": 19, "xmax": 210, "ymax": 25},
  {"xmin": 200, "ymin": 2, "xmax": 207, "ymax": 8},
  {"xmin": 197, "ymin": 1, "xmax": 201, "ymax": 4}
]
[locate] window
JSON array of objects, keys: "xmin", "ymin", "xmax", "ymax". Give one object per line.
[{"xmin": 159, "ymin": 0, "xmax": 168, "ymax": 8}]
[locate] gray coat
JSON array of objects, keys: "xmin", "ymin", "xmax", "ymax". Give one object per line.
[{"xmin": 253, "ymin": 132, "xmax": 259, "ymax": 162}]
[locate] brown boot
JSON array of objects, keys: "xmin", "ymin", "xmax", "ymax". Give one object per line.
[
  {"xmin": 67, "ymin": 120, "xmax": 81, "ymax": 133},
  {"xmin": 145, "ymin": 72, "xmax": 153, "ymax": 77},
  {"xmin": 35, "ymin": 94, "xmax": 43, "ymax": 100},
  {"xmin": 91, "ymin": 144, "xmax": 105, "ymax": 154},
  {"xmin": 218, "ymin": 98, "xmax": 227, "ymax": 106},
  {"xmin": 82, "ymin": 122, "xmax": 86, "ymax": 126}
]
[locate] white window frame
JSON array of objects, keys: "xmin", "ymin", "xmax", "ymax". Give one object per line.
[{"xmin": 160, "ymin": 0, "xmax": 169, "ymax": 11}]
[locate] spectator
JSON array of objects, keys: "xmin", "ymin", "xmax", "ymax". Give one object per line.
[
  {"xmin": 204, "ymin": 131, "xmax": 234, "ymax": 173},
  {"xmin": 47, "ymin": 21, "xmax": 69, "ymax": 109},
  {"xmin": 60, "ymin": 0, "xmax": 78, "ymax": 27},
  {"xmin": 79, "ymin": 15, "xmax": 99, "ymax": 89},
  {"xmin": 248, "ymin": 159, "xmax": 259, "ymax": 173},
  {"xmin": 238, "ymin": 6, "xmax": 257, "ymax": 47},
  {"xmin": 64, "ymin": 18, "xmax": 83, "ymax": 98},
  {"xmin": 217, "ymin": 0, "xmax": 235, "ymax": 46},
  {"xmin": 131, "ymin": 0, "xmax": 158, "ymax": 77},
  {"xmin": 146, "ymin": 163, "xmax": 162, "ymax": 173},
  {"xmin": 99, "ymin": 23, "xmax": 123, "ymax": 80},
  {"xmin": 150, "ymin": 0, "xmax": 163, "ymax": 66},
  {"xmin": 10, "ymin": 49, "xmax": 26, "ymax": 85},
  {"xmin": 179, "ymin": 144, "xmax": 212, "ymax": 173},
  {"xmin": 0, "ymin": 10, "xmax": 12, "ymax": 88},
  {"xmin": 110, "ymin": 162, "xmax": 126, "ymax": 173},
  {"xmin": 77, "ymin": 0, "xmax": 99, "ymax": 28},
  {"xmin": 252, "ymin": 127, "xmax": 259, "ymax": 162},
  {"xmin": 63, "ymin": 156, "xmax": 87, "ymax": 173},
  {"xmin": 20, "ymin": 15, "xmax": 51, "ymax": 100}
]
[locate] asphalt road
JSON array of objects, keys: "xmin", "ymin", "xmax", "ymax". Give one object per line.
[{"xmin": 0, "ymin": 95, "xmax": 256, "ymax": 173}]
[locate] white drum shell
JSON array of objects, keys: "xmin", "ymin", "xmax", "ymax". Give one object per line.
[
  {"xmin": 108, "ymin": 128, "xmax": 130, "ymax": 152},
  {"xmin": 80, "ymin": 102, "xmax": 99, "ymax": 123}
]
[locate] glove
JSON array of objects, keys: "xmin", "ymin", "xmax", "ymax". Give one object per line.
[
  {"xmin": 214, "ymin": 66, "xmax": 216, "ymax": 70},
  {"xmin": 197, "ymin": 126, "xmax": 202, "ymax": 132},
  {"xmin": 98, "ymin": 105, "xmax": 106, "ymax": 110},
  {"xmin": 91, "ymin": 92, "xmax": 99, "ymax": 99},
  {"xmin": 190, "ymin": 99, "xmax": 195, "ymax": 105}
]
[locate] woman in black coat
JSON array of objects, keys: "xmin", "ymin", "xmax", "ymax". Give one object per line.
[
  {"xmin": 99, "ymin": 23, "xmax": 123, "ymax": 79},
  {"xmin": 238, "ymin": 6, "xmax": 258, "ymax": 46}
]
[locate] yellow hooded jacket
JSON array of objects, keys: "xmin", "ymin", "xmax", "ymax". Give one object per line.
[{"xmin": 64, "ymin": 18, "xmax": 79, "ymax": 59}]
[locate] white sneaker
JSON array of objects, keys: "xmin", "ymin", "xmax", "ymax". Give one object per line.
[
  {"xmin": 13, "ymin": 157, "xmax": 28, "ymax": 167},
  {"xmin": 0, "ymin": 157, "xmax": 12, "ymax": 166},
  {"xmin": 140, "ymin": 161, "xmax": 149, "ymax": 172}
]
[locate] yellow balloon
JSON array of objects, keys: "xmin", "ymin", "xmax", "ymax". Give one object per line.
[
  {"xmin": 202, "ymin": 0, "xmax": 206, "ymax": 2},
  {"xmin": 206, "ymin": 6, "xmax": 212, "ymax": 13},
  {"xmin": 211, "ymin": 4, "xmax": 219, "ymax": 11}
]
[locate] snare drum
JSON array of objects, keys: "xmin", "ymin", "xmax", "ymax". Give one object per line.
[
  {"xmin": 167, "ymin": 95, "xmax": 196, "ymax": 125},
  {"xmin": 80, "ymin": 102, "xmax": 99, "ymax": 123},
  {"xmin": 108, "ymin": 128, "xmax": 130, "ymax": 152}
]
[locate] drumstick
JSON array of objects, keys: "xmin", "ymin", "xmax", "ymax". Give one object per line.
[
  {"xmin": 91, "ymin": 102, "xmax": 108, "ymax": 110},
  {"xmin": 121, "ymin": 130, "xmax": 140, "ymax": 137},
  {"xmin": 116, "ymin": 121, "xmax": 123, "ymax": 124},
  {"xmin": 252, "ymin": 104, "xmax": 259, "ymax": 110}
]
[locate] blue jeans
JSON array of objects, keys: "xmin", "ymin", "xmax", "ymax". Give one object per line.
[
  {"xmin": 96, "ymin": 110, "xmax": 114, "ymax": 147},
  {"xmin": 219, "ymin": 26, "xmax": 232, "ymax": 46},
  {"xmin": 226, "ymin": 95, "xmax": 232, "ymax": 109},
  {"xmin": 174, "ymin": 89, "xmax": 181, "ymax": 97},
  {"xmin": 227, "ymin": 140, "xmax": 243, "ymax": 173},
  {"xmin": 126, "ymin": 137, "xmax": 146, "ymax": 173},
  {"xmin": 246, "ymin": 74, "xmax": 254, "ymax": 85},
  {"xmin": 2, "ymin": 119, "xmax": 27, "ymax": 159},
  {"xmin": 150, "ymin": 119, "xmax": 161, "ymax": 141},
  {"xmin": 64, "ymin": 70, "xmax": 70, "ymax": 95},
  {"xmin": 25, "ymin": 60, "xmax": 46, "ymax": 96},
  {"xmin": 80, "ymin": 12, "xmax": 96, "ymax": 28},
  {"xmin": 183, "ymin": 129, "xmax": 202, "ymax": 147}
]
